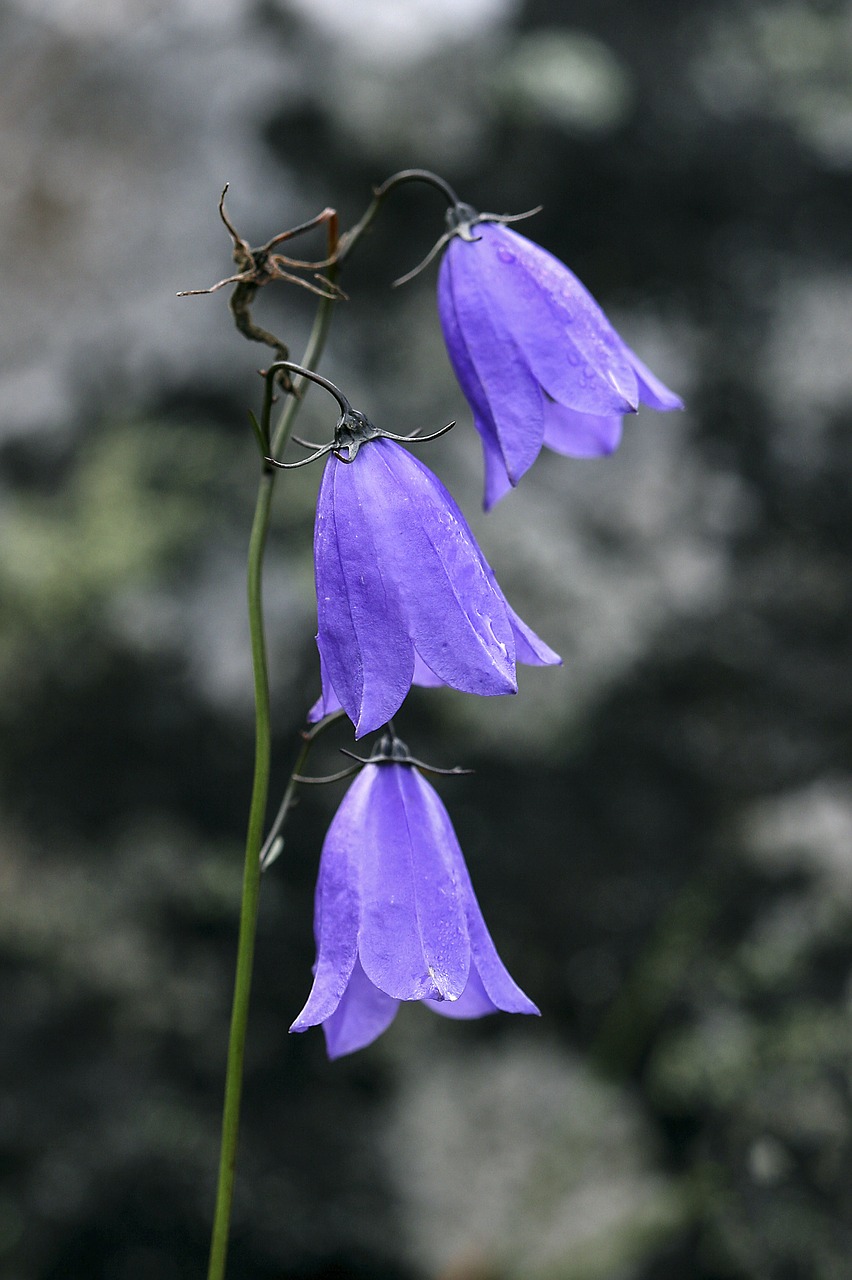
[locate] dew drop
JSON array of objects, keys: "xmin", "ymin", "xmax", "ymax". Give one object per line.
[
  {"xmin": 497, "ymin": 247, "xmax": 515, "ymax": 264},
  {"xmin": 567, "ymin": 350, "xmax": 581, "ymax": 366}
]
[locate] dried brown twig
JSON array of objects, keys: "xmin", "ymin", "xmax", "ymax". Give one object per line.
[{"xmin": 178, "ymin": 185, "xmax": 344, "ymax": 387}]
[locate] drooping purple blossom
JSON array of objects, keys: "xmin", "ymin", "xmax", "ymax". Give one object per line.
[
  {"xmin": 290, "ymin": 739, "xmax": 539, "ymax": 1059},
  {"xmin": 309, "ymin": 582, "xmax": 557, "ymax": 725},
  {"xmin": 313, "ymin": 436, "xmax": 560, "ymax": 738},
  {"xmin": 437, "ymin": 211, "xmax": 683, "ymax": 509}
]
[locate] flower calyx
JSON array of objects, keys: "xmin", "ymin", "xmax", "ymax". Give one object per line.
[
  {"xmin": 263, "ymin": 361, "xmax": 454, "ymax": 470},
  {"xmin": 446, "ymin": 201, "xmax": 543, "ymax": 241},
  {"xmin": 326, "ymin": 407, "xmax": 387, "ymax": 464},
  {"xmin": 294, "ymin": 726, "xmax": 472, "ymax": 786},
  {"xmin": 342, "ymin": 728, "xmax": 473, "ymax": 777},
  {"xmin": 393, "ymin": 199, "xmax": 543, "ymax": 287}
]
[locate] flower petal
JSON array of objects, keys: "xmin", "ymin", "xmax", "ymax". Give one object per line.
[
  {"xmin": 478, "ymin": 223, "xmax": 639, "ymax": 416},
  {"xmin": 426, "ymin": 963, "xmax": 502, "ymax": 1019},
  {"xmin": 353, "ymin": 762, "xmax": 468, "ymax": 1003},
  {"xmin": 322, "ymin": 958, "xmax": 399, "ymax": 1059},
  {"xmin": 482, "ymin": 437, "xmax": 515, "ymax": 511},
  {"xmin": 314, "ymin": 455, "xmax": 414, "ymax": 738},
  {"xmin": 356, "ymin": 764, "xmax": 470, "ymax": 1002},
  {"xmin": 622, "ymin": 342, "xmax": 684, "ymax": 411},
  {"xmin": 477, "ymin": 560, "xmax": 561, "ymax": 670},
  {"xmin": 543, "ymin": 399, "xmax": 624, "ymax": 457},
  {"xmin": 359, "ymin": 442, "xmax": 518, "ymax": 699},
  {"xmin": 289, "ymin": 773, "xmax": 363, "ymax": 1032},
  {"xmin": 307, "ymin": 646, "xmax": 430, "ymax": 724},
  {"xmin": 307, "ymin": 653, "xmax": 448, "ymax": 728},
  {"xmin": 306, "ymin": 646, "xmax": 341, "ymax": 723},
  {"xmin": 309, "ymin": 623, "xmax": 556, "ymax": 723},
  {"xmin": 437, "ymin": 255, "xmax": 502, "ymax": 447},
  {"xmin": 504, "ymin": 602, "xmax": 562, "ymax": 668},
  {"xmin": 441, "ymin": 240, "xmax": 545, "ymax": 485},
  {"xmin": 412, "ymin": 650, "xmax": 445, "ymax": 687},
  {"xmin": 438, "ymin": 260, "xmax": 517, "ymax": 510},
  {"xmin": 451, "ymin": 843, "xmax": 540, "ymax": 1016}
]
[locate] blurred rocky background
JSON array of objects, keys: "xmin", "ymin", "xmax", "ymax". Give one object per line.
[{"xmin": 1, "ymin": 0, "xmax": 851, "ymax": 1277}]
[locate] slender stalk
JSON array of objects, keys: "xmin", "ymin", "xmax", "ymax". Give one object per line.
[
  {"xmin": 335, "ymin": 168, "xmax": 460, "ymax": 268},
  {"xmin": 205, "ymin": 219, "xmax": 339, "ymax": 1280},
  {"xmin": 206, "ymin": 469, "xmax": 273, "ymax": 1280},
  {"xmin": 271, "ymin": 213, "xmax": 340, "ymax": 459}
]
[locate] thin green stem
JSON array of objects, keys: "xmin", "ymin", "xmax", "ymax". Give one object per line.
[
  {"xmin": 335, "ymin": 168, "xmax": 460, "ymax": 269},
  {"xmin": 271, "ymin": 224, "xmax": 340, "ymax": 460},
  {"xmin": 205, "ymin": 218, "xmax": 340, "ymax": 1280},
  {"xmin": 206, "ymin": 470, "xmax": 274, "ymax": 1280}
]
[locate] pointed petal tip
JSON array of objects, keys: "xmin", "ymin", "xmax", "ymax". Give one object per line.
[
  {"xmin": 428, "ymin": 967, "xmax": 466, "ymax": 1003},
  {"xmin": 427, "ymin": 961, "xmax": 540, "ymax": 1020},
  {"xmin": 324, "ymin": 1040, "xmax": 354, "ymax": 1062},
  {"xmin": 623, "ymin": 344, "xmax": 685, "ymax": 412},
  {"xmin": 318, "ymin": 959, "xmax": 401, "ymax": 1058},
  {"xmin": 480, "ymin": 434, "xmax": 517, "ymax": 510},
  {"xmin": 482, "ymin": 479, "xmax": 515, "ymax": 512},
  {"xmin": 661, "ymin": 391, "xmax": 685, "ymax": 412},
  {"xmin": 636, "ymin": 374, "xmax": 683, "ymax": 413},
  {"xmin": 606, "ymin": 372, "xmax": 639, "ymax": 414},
  {"xmin": 353, "ymin": 693, "xmax": 405, "ymax": 739},
  {"xmin": 640, "ymin": 390, "xmax": 683, "ymax": 414}
]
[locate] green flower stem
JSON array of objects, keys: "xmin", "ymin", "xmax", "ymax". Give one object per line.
[
  {"xmin": 206, "ymin": 224, "xmax": 340, "ymax": 1280},
  {"xmin": 335, "ymin": 168, "xmax": 459, "ymax": 270},
  {"xmin": 205, "ymin": 467, "xmax": 273, "ymax": 1280}
]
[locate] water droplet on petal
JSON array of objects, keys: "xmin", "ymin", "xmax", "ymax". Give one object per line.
[
  {"xmin": 567, "ymin": 350, "xmax": 581, "ymax": 366},
  {"xmin": 497, "ymin": 247, "xmax": 515, "ymax": 264}
]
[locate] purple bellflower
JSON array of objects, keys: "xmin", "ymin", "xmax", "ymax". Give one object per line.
[
  {"xmin": 312, "ymin": 428, "xmax": 559, "ymax": 739},
  {"xmin": 264, "ymin": 363, "xmax": 559, "ymax": 736},
  {"xmin": 436, "ymin": 202, "xmax": 684, "ymax": 509},
  {"xmin": 290, "ymin": 733, "xmax": 539, "ymax": 1059}
]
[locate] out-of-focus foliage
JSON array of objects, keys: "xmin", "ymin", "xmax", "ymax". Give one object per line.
[{"xmin": 0, "ymin": 424, "xmax": 220, "ymax": 633}]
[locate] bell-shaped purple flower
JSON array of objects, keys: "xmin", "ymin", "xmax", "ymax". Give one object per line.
[
  {"xmin": 314, "ymin": 436, "xmax": 560, "ymax": 738},
  {"xmin": 437, "ymin": 215, "xmax": 683, "ymax": 509},
  {"xmin": 290, "ymin": 748, "xmax": 539, "ymax": 1060}
]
